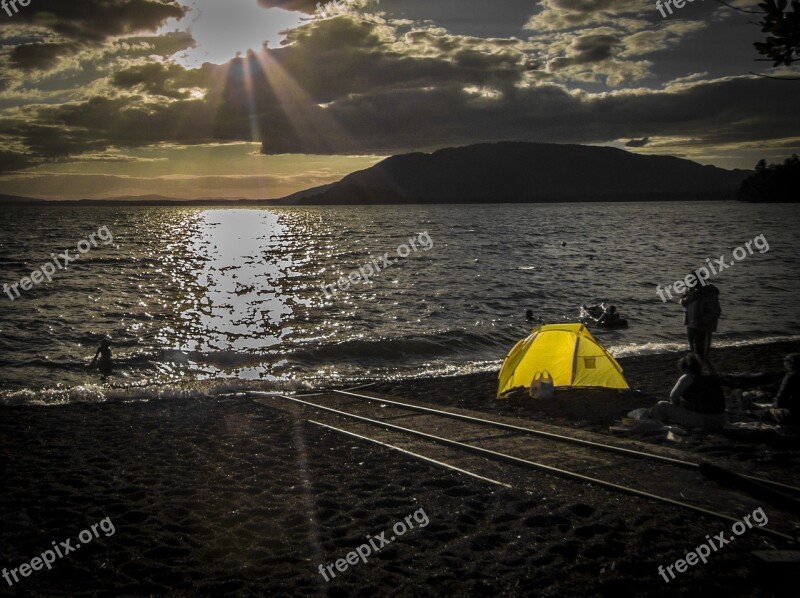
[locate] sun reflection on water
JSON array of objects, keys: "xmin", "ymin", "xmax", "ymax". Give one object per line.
[{"xmin": 159, "ymin": 209, "xmax": 292, "ymax": 380}]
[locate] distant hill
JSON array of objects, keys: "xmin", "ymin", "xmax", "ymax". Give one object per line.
[
  {"xmin": 276, "ymin": 142, "xmax": 750, "ymax": 205},
  {"xmin": 0, "ymin": 194, "xmax": 45, "ymax": 203}
]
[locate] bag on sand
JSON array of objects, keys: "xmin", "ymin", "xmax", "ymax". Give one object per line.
[{"xmin": 529, "ymin": 371, "xmax": 554, "ymax": 399}]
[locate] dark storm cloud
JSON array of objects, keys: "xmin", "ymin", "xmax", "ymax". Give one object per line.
[
  {"xmin": 626, "ymin": 137, "xmax": 651, "ymax": 147},
  {"xmin": 112, "ymin": 62, "xmax": 209, "ymax": 99},
  {"xmin": 253, "ymin": 75, "xmax": 799, "ymax": 155},
  {"xmin": 0, "ymin": 9, "xmax": 797, "ymax": 173},
  {"xmin": 0, "ymin": 150, "xmax": 33, "ymax": 171},
  {"xmin": 548, "ymin": 34, "xmax": 623, "ymax": 69},
  {"xmin": 275, "ymin": 19, "xmax": 529, "ymax": 102},
  {"xmin": 0, "ymin": 93, "xmax": 218, "ymax": 172},
  {"xmin": 34, "ymin": 96, "xmax": 216, "ymax": 147},
  {"xmin": 123, "ymin": 31, "xmax": 197, "ymax": 58},
  {"xmin": 0, "ymin": 0, "xmax": 186, "ymax": 73},
  {"xmin": 9, "ymin": 42, "xmax": 80, "ymax": 71},
  {"xmin": 1, "ymin": 0, "xmax": 186, "ymax": 43}
]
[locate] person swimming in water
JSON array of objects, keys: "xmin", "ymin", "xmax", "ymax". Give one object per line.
[
  {"xmin": 525, "ymin": 309, "xmax": 544, "ymax": 323},
  {"xmin": 597, "ymin": 305, "xmax": 621, "ymax": 326},
  {"xmin": 90, "ymin": 339, "xmax": 113, "ymax": 375}
]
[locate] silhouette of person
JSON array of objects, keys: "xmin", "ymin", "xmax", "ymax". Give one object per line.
[
  {"xmin": 650, "ymin": 353, "xmax": 726, "ymax": 430},
  {"xmin": 597, "ymin": 305, "xmax": 620, "ymax": 326},
  {"xmin": 90, "ymin": 339, "xmax": 113, "ymax": 375},
  {"xmin": 755, "ymin": 353, "xmax": 800, "ymax": 425},
  {"xmin": 680, "ymin": 273, "xmax": 721, "ymax": 372}
]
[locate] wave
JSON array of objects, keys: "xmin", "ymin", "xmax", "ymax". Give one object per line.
[
  {"xmin": 282, "ymin": 329, "xmax": 511, "ymax": 364},
  {"xmin": 608, "ymin": 334, "xmax": 800, "ymax": 358},
  {"xmin": 3, "ymin": 333, "xmax": 798, "ymax": 406},
  {"xmin": 0, "ymin": 378, "xmax": 308, "ymax": 408}
]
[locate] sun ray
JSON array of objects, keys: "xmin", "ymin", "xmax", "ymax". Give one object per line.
[
  {"xmin": 242, "ymin": 55, "xmax": 263, "ymax": 144},
  {"xmin": 250, "ymin": 48, "xmax": 359, "ymax": 154}
]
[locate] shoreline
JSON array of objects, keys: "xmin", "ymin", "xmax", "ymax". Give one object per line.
[
  {"xmin": 3, "ymin": 336, "xmax": 800, "ymax": 406},
  {"xmin": 1, "ymin": 341, "xmax": 798, "ymax": 596}
]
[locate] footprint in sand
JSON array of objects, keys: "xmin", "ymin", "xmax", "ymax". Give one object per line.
[
  {"xmin": 567, "ymin": 503, "xmax": 595, "ymax": 518},
  {"xmin": 573, "ymin": 523, "xmax": 613, "ymax": 539}
]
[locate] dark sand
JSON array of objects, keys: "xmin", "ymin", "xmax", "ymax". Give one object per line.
[{"xmin": 1, "ymin": 341, "xmax": 799, "ymax": 597}]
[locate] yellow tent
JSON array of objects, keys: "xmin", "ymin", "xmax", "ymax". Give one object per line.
[{"xmin": 498, "ymin": 323, "xmax": 629, "ymax": 397}]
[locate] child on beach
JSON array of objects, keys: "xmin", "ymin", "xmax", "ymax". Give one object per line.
[
  {"xmin": 649, "ymin": 353, "xmax": 726, "ymax": 430},
  {"xmin": 90, "ymin": 339, "xmax": 113, "ymax": 375}
]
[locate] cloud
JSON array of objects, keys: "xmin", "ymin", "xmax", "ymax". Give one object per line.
[
  {"xmin": 525, "ymin": 0, "xmax": 645, "ymax": 31},
  {"xmin": 548, "ymin": 34, "xmax": 623, "ymax": 69},
  {"xmin": 1, "ymin": 0, "xmax": 186, "ymax": 43},
  {"xmin": 9, "ymin": 42, "xmax": 80, "ymax": 71},
  {"xmin": 625, "ymin": 136, "xmax": 650, "ymax": 147},
  {"xmin": 256, "ymin": 0, "xmax": 371, "ymax": 14},
  {"xmin": 0, "ymin": 3, "xmax": 797, "ymax": 176},
  {"xmin": 111, "ymin": 62, "xmax": 210, "ymax": 99},
  {"xmin": 0, "ymin": 171, "xmax": 346, "ymax": 200},
  {"xmin": 0, "ymin": 0, "xmax": 187, "ymax": 74},
  {"xmin": 257, "ymin": 0, "xmax": 321, "ymax": 13}
]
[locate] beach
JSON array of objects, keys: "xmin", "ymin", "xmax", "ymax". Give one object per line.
[
  {"xmin": 2, "ymin": 341, "xmax": 798, "ymax": 597},
  {"xmin": 2, "ymin": 1, "xmax": 799, "ymax": 595}
]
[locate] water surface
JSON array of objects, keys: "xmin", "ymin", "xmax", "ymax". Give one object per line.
[{"xmin": 1, "ymin": 202, "xmax": 798, "ymax": 403}]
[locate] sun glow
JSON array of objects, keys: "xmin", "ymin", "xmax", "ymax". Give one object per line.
[{"xmin": 165, "ymin": 0, "xmax": 304, "ymax": 68}]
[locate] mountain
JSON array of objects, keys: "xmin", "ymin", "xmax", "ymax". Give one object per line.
[
  {"xmin": 0, "ymin": 194, "xmax": 46, "ymax": 203},
  {"xmin": 276, "ymin": 142, "xmax": 750, "ymax": 205}
]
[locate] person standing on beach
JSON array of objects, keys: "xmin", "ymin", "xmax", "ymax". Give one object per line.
[{"xmin": 680, "ymin": 274, "xmax": 721, "ymax": 372}]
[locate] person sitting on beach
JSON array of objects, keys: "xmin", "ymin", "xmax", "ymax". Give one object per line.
[
  {"xmin": 756, "ymin": 353, "xmax": 800, "ymax": 425},
  {"xmin": 90, "ymin": 339, "xmax": 113, "ymax": 375},
  {"xmin": 649, "ymin": 353, "xmax": 726, "ymax": 430}
]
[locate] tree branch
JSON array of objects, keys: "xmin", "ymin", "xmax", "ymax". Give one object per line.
[
  {"xmin": 749, "ymin": 70, "xmax": 800, "ymax": 79},
  {"xmin": 714, "ymin": 0, "xmax": 762, "ymax": 14}
]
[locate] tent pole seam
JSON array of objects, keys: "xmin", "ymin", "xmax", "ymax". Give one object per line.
[{"xmin": 570, "ymin": 329, "xmax": 581, "ymax": 386}]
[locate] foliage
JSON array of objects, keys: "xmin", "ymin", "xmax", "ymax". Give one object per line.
[
  {"xmin": 754, "ymin": 0, "xmax": 800, "ymax": 66},
  {"xmin": 738, "ymin": 154, "xmax": 800, "ymax": 201}
]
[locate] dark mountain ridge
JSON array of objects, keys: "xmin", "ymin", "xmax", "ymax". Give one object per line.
[{"xmin": 277, "ymin": 141, "xmax": 750, "ymax": 205}]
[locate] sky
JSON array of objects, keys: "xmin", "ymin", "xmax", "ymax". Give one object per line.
[{"xmin": 0, "ymin": 0, "xmax": 798, "ymax": 200}]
